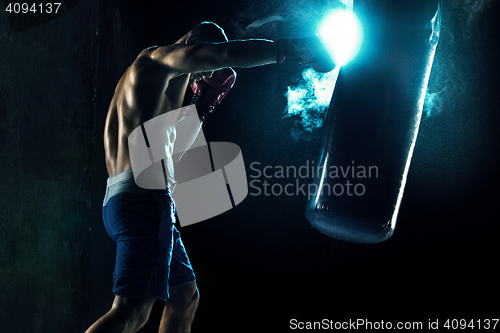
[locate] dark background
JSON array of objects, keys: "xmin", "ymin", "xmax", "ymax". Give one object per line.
[{"xmin": 0, "ymin": 0, "xmax": 498, "ymax": 332}]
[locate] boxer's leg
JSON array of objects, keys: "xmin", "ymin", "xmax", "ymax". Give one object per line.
[
  {"xmin": 159, "ymin": 281, "xmax": 199, "ymax": 333},
  {"xmin": 90, "ymin": 171, "xmax": 168, "ymax": 332},
  {"xmin": 157, "ymin": 221, "xmax": 198, "ymax": 333},
  {"xmin": 86, "ymin": 294, "xmax": 157, "ymax": 333}
]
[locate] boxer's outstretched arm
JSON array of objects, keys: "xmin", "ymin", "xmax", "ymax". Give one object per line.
[{"xmin": 151, "ymin": 39, "xmax": 278, "ymax": 76}]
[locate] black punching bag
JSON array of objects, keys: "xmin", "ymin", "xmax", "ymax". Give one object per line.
[{"xmin": 305, "ymin": 0, "xmax": 441, "ymax": 243}]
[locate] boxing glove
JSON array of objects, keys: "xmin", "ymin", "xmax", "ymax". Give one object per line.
[
  {"xmin": 277, "ymin": 36, "xmax": 335, "ymax": 73},
  {"xmin": 190, "ymin": 68, "xmax": 237, "ymax": 122}
]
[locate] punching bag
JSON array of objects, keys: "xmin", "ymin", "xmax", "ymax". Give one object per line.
[{"xmin": 305, "ymin": 0, "xmax": 441, "ymax": 243}]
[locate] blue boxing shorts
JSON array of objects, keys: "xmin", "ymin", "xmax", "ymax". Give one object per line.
[{"xmin": 102, "ymin": 169, "xmax": 195, "ymax": 301}]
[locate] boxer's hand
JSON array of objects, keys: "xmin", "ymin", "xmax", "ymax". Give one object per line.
[
  {"xmin": 190, "ymin": 68, "xmax": 236, "ymax": 122},
  {"xmin": 277, "ymin": 36, "xmax": 335, "ymax": 73}
]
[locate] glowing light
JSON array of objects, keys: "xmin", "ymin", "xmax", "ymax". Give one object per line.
[{"xmin": 318, "ymin": 9, "xmax": 363, "ymax": 66}]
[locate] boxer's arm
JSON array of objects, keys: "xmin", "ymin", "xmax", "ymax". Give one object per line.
[{"xmin": 151, "ymin": 40, "xmax": 278, "ymax": 76}]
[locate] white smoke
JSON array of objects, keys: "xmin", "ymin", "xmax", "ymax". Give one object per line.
[
  {"xmin": 423, "ymin": 0, "xmax": 493, "ymax": 118},
  {"xmin": 451, "ymin": 0, "xmax": 494, "ymax": 37},
  {"xmin": 283, "ymin": 67, "xmax": 340, "ymax": 133}
]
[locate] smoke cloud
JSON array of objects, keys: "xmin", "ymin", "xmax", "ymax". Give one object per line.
[
  {"xmin": 283, "ymin": 67, "xmax": 340, "ymax": 135},
  {"xmin": 451, "ymin": 0, "xmax": 494, "ymax": 37},
  {"xmin": 423, "ymin": 0, "xmax": 493, "ymax": 118}
]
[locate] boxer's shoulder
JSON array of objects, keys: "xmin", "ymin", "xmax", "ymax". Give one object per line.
[{"xmin": 124, "ymin": 50, "xmax": 174, "ymax": 87}]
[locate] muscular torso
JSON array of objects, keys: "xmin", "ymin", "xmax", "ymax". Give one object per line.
[{"xmin": 104, "ymin": 48, "xmax": 190, "ymax": 178}]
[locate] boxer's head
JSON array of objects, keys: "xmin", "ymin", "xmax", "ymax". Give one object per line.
[{"xmin": 180, "ymin": 21, "xmax": 228, "ymax": 45}]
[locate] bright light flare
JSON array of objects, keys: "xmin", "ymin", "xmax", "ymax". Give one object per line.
[{"xmin": 318, "ymin": 10, "xmax": 363, "ymax": 66}]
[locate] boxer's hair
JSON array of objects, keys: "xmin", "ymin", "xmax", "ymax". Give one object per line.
[{"xmin": 191, "ymin": 21, "xmax": 228, "ymax": 43}]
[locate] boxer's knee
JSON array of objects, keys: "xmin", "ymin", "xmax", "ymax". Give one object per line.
[
  {"xmin": 109, "ymin": 295, "xmax": 156, "ymax": 331},
  {"xmin": 166, "ymin": 282, "xmax": 199, "ymax": 314}
]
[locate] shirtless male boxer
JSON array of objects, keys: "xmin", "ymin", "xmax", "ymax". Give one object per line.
[{"xmin": 86, "ymin": 21, "xmax": 334, "ymax": 333}]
